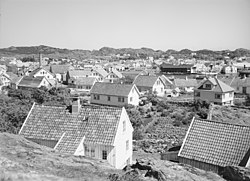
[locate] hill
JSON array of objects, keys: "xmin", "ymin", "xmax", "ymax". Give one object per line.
[
  {"xmin": 0, "ymin": 133, "xmax": 225, "ymax": 181},
  {"xmin": 0, "ymin": 45, "xmax": 250, "ymax": 60}
]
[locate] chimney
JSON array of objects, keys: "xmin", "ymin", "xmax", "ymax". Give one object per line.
[
  {"xmin": 72, "ymin": 98, "xmax": 81, "ymax": 114},
  {"xmin": 39, "ymin": 53, "xmax": 42, "ymax": 67}
]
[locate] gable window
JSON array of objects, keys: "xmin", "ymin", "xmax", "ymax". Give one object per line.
[
  {"xmin": 132, "ymin": 88, "xmax": 134, "ymax": 93},
  {"xmin": 94, "ymin": 94, "xmax": 100, "ymax": 100},
  {"xmin": 205, "ymin": 84, "xmax": 211, "ymax": 89},
  {"xmin": 126, "ymin": 140, "xmax": 129, "ymax": 151},
  {"xmin": 130, "ymin": 97, "xmax": 133, "ymax": 102},
  {"xmin": 215, "ymin": 94, "xmax": 221, "ymax": 99},
  {"xmin": 118, "ymin": 97, "xmax": 124, "ymax": 102},
  {"xmin": 123, "ymin": 120, "xmax": 126, "ymax": 132},
  {"xmin": 91, "ymin": 148, "xmax": 95, "ymax": 157},
  {"xmin": 107, "ymin": 96, "xmax": 111, "ymax": 101},
  {"xmin": 102, "ymin": 150, "xmax": 107, "ymax": 160}
]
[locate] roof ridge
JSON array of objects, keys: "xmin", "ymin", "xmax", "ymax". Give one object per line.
[{"xmin": 195, "ymin": 117, "xmax": 250, "ymax": 128}]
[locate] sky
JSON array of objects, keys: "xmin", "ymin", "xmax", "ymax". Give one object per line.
[{"xmin": 0, "ymin": 0, "xmax": 250, "ymax": 51}]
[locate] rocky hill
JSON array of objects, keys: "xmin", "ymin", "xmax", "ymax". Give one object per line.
[
  {"xmin": 0, "ymin": 45, "xmax": 249, "ymax": 60},
  {"xmin": 0, "ymin": 133, "xmax": 227, "ymax": 181}
]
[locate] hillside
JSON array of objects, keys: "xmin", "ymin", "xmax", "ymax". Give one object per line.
[
  {"xmin": 0, "ymin": 133, "xmax": 226, "ymax": 181},
  {"xmin": 0, "ymin": 45, "xmax": 249, "ymax": 60}
]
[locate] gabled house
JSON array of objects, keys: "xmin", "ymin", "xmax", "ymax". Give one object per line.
[
  {"xmin": 28, "ymin": 67, "xmax": 55, "ymax": 80},
  {"xmin": 19, "ymin": 101, "xmax": 133, "ymax": 169},
  {"xmin": 105, "ymin": 68, "xmax": 123, "ymax": 83},
  {"xmin": 90, "ymin": 82, "xmax": 140, "ymax": 106},
  {"xmin": 221, "ymin": 64, "xmax": 237, "ymax": 74},
  {"xmin": 174, "ymin": 78, "xmax": 198, "ymax": 93},
  {"xmin": 194, "ymin": 77, "xmax": 234, "ymax": 105},
  {"xmin": 17, "ymin": 76, "xmax": 52, "ymax": 89},
  {"xmin": 0, "ymin": 72, "xmax": 11, "ymax": 90},
  {"xmin": 50, "ymin": 64, "xmax": 74, "ymax": 83},
  {"xmin": 133, "ymin": 75, "xmax": 165, "ymax": 97},
  {"xmin": 70, "ymin": 77, "xmax": 97, "ymax": 93},
  {"xmin": 178, "ymin": 118, "xmax": 250, "ymax": 173}
]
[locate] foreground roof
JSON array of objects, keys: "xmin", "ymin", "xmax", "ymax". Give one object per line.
[
  {"xmin": 19, "ymin": 104, "xmax": 123, "ymax": 154},
  {"xmin": 178, "ymin": 118, "xmax": 250, "ymax": 167},
  {"xmin": 91, "ymin": 82, "xmax": 136, "ymax": 96}
]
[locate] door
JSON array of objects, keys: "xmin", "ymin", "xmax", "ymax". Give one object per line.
[{"xmin": 243, "ymin": 87, "xmax": 247, "ymax": 94}]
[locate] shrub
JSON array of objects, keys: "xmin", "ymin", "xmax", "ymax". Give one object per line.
[{"xmin": 133, "ymin": 129, "xmax": 144, "ymax": 140}]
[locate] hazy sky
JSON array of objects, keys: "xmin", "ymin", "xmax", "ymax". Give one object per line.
[{"xmin": 0, "ymin": 0, "xmax": 250, "ymax": 50}]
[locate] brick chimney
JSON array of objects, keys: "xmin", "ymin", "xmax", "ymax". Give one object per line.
[{"xmin": 72, "ymin": 98, "xmax": 81, "ymax": 114}]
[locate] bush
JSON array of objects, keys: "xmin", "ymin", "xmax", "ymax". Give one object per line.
[
  {"xmin": 133, "ymin": 129, "xmax": 144, "ymax": 140},
  {"xmin": 173, "ymin": 120, "xmax": 182, "ymax": 127}
]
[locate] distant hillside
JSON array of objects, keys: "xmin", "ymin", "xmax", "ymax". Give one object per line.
[{"xmin": 0, "ymin": 45, "xmax": 250, "ymax": 60}]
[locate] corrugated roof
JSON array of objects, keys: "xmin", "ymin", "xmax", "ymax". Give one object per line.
[
  {"xmin": 133, "ymin": 75, "xmax": 160, "ymax": 87},
  {"xmin": 178, "ymin": 118, "xmax": 250, "ymax": 167},
  {"xmin": 19, "ymin": 104, "xmax": 122, "ymax": 154},
  {"xmin": 90, "ymin": 82, "xmax": 134, "ymax": 96}
]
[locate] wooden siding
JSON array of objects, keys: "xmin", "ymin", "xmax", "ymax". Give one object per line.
[
  {"xmin": 27, "ymin": 138, "xmax": 58, "ymax": 149},
  {"xmin": 179, "ymin": 157, "xmax": 219, "ymax": 173}
]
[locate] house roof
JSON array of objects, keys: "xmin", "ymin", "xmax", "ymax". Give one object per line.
[
  {"xmin": 93, "ymin": 67, "xmax": 108, "ymax": 78},
  {"xmin": 19, "ymin": 104, "xmax": 123, "ymax": 154},
  {"xmin": 160, "ymin": 75, "xmax": 173, "ymax": 86},
  {"xmin": 6, "ymin": 72, "xmax": 20, "ymax": 83},
  {"xmin": 174, "ymin": 78, "xmax": 198, "ymax": 87},
  {"xmin": 161, "ymin": 63, "xmax": 194, "ymax": 69},
  {"xmin": 109, "ymin": 68, "xmax": 123, "ymax": 78},
  {"xmin": 29, "ymin": 67, "xmax": 54, "ymax": 77},
  {"xmin": 68, "ymin": 70, "xmax": 92, "ymax": 77},
  {"xmin": 74, "ymin": 77, "xmax": 96, "ymax": 85},
  {"xmin": 133, "ymin": 75, "xmax": 161, "ymax": 87},
  {"xmin": 178, "ymin": 118, "xmax": 250, "ymax": 167},
  {"xmin": 50, "ymin": 64, "xmax": 73, "ymax": 74},
  {"xmin": 90, "ymin": 82, "xmax": 136, "ymax": 97},
  {"xmin": 197, "ymin": 77, "xmax": 234, "ymax": 93},
  {"xmin": 18, "ymin": 76, "xmax": 48, "ymax": 88}
]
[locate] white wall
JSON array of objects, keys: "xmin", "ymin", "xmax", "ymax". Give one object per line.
[
  {"xmin": 127, "ymin": 86, "xmax": 140, "ymax": 106},
  {"xmin": 113, "ymin": 108, "xmax": 133, "ymax": 169},
  {"xmin": 152, "ymin": 78, "xmax": 165, "ymax": 97}
]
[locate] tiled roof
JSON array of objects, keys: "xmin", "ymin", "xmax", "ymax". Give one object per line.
[
  {"xmin": 19, "ymin": 104, "xmax": 122, "ymax": 154},
  {"xmin": 133, "ymin": 75, "xmax": 160, "ymax": 87},
  {"xmin": 178, "ymin": 118, "xmax": 250, "ymax": 167},
  {"xmin": 18, "ymin": 76, "xmax": 46, "ymax": 88},
  {"xmin": 90, "ymin": 82, "xmax": 134, "ymax": 96},
  {"xmin": 51, "ymin": 64, "xmax": 73, "ymax": 74},
  {"xmin": 74, "ymin": 77, "xmax": 96, "ymax": 85},
  {"xmin": 174, "ymin": 78, "xmax": 198, "ymax": 87}
]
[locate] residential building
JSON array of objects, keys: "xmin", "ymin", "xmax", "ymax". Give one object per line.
[
  {"xmin": 174, "ymin": 78, "xmax": 198, "ymax": 93},
  {"xmin": 194, "ymin": 77, "xmax": 234, "ymax": 105},
  {"xmin": 90, "ymin": 82, "xmax": 140, "ymax": 106},
  {"xmin": 105, "ymin": 68, "xmax": 123, "ymax": 83},
  {"xmin": 17, "ymin": 76, "xmax": 52, "ymax": 89},
  {"xmin": 19, "ymin": 101, "xmax": 133, "ymax": 169},
  {"xmin": 178, "ymin": 118, "xmax": 250, "ymax": 173},
  {"xmin": 160, "ymin": 63, "xmax": 195, "ymax": 74},
  {"xmin": 0, "ymin": 72, "xmax": 11, "ymax": 90},
  {"xmin": 70, "ymin": 77, "xmax": 97, "ymax": 93},
  {"xmin": 221, "ymin": 64, "xmax": 237, "ymax": 74},
  {"xmin": 133, "ymin": 75, "xmax": 165, "ymax": 96},
  {"xmin": 50, "ymin": 64, "xmax": 74, "ymax": 83}
]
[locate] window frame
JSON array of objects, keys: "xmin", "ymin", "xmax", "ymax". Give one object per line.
[{"xmin": 102, "ymin": 150, "xmax": 107, "ymax": 160}]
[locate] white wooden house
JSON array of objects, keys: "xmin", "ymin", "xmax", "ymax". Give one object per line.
[
  {"xmin": 90, "ymin": 82, "xmax": 140, "ymax": 106},
  {"xmin": 19, "ymin": 101, "xmax": 133, "ymax": 169}
]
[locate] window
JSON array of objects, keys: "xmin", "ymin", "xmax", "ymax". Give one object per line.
[
  {"xmin": 132, "ymin": 88, "xmax": 134, "ymax": 93},
  {"xmin": 102, "ymin": 150, "xmax": 107, "ymax": 160},
  {"xmin": 215, "ymin": 94, "xmax": 221, "ymax": 99},
  {"xmin": 123, "ymin": 121, "xmax": 126, "ymax": 132},
  {"xmin": 161, "ymin": 88, "xmax": 163, "ymax": 92},
  {"xmin": 195, "ymin": 91, "xmax": 200, "ymax": 97},
  {"xmin": 94, "ymin": 94, "xmax": 100, "ymax": 100},
  {"xmin": 91, "ymin": 148, "xmax": 95, "ymax": 157},
  {"xmin": 126, "ymin": 140, "xmax": 129, "ymax": 150},
  {"xmin": 86, "ymin": 86, "xmax": 91, "ymax": 89},
  {"xmin": 118, "ymin": 97, "xmax": 124, "ymax": 102},
  {"xmin": 243, "ymin": 87, "xmax": 247, "ymax": 94},
  {"xmin": 107, "ymin": 96, "xmax": 111, "ymax": 101},
  {"xmin": 205, "ymin": 84, "xmax": 211, "ymax": 89},
  {"xmin": 130, "ymin": 97, "xmax": 133, "ymax": 102},
  {"xmin": 85, "ymin": 146, "xmax": 90, "ymax": 156}
]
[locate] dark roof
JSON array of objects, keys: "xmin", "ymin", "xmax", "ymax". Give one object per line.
[
  {"xmin": 90, "ymin": 82, "xmax": 135, "ymax": 96},
  {"xmin": 18, "ymin": 76, "xmax": 47, "ymax": 88},
  {"xmin": 19, "ymin": 104, "xmax": 123, "ymax": 154},
  {"xmin": 133, "ymin": 75, "xmax": 161, "ymax": 87},
  {"xmin": 161, "ymin": 63, "xmax": 194, "ymax": 69},
  {"xmin": 178, "ymin": 118, "xmax": 250, "ymax": 167},
  {"xmin": 50, "ymin": 64, "xmax": 72, "ymax": 74}
]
